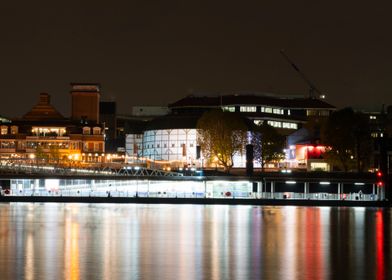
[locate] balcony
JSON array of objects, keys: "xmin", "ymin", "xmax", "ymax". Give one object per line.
[{"xmin": 26, "ymin": 135, "xmax": 70, "ymax": 140}]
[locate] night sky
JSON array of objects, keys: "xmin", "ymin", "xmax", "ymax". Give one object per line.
[{"xmin": 1, "ymin": 1, "xmax": 391, "ymax": 118}]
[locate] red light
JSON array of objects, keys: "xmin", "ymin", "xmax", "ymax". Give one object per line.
[
  {"xmin": 377, "ymin": 181, "xmax": 384, "ymax": 187},
  {"xmin": 377, "ymin": 171, "xmax": 382, "ymax": 177}
]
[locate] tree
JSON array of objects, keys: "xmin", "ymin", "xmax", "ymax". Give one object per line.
[
  {"xmin": 321, "ymin": 107, "xmax": 372, "ymax": 172},
  {"xmin": 49, "ymin": 145, "xmax": 61, "ymax": 164},
  {"xmin": 251, "ymin": 122, "xmax": 285, "ymax": 171},
  {"xmin": 35, "ymin": 145, "xmax": 47, "ymax": 160},
  {"xmin": 197, "ymin": 109, "xmax": 247, "ymax": 172}
]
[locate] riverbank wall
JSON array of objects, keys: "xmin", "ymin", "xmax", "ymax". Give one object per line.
[{"xmin": 0, "ymin": 195, "xmax": 389, "ymax": 207}]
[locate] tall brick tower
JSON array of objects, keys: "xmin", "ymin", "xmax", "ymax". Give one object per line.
[{"xmin": 70, "ymin": 83, "xmax": 101, "ymax": 123}]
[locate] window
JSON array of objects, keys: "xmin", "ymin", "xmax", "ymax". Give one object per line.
[
  {"xmin": 190, "ymin": 143, "xmax": 194, "ymax": 147},
  {"xmin": 93, "ymin": 127, "xmax": 101, "ymax": 135},
  {"xmin": 94, "ymin": 143, "xmax": 101, "ymax": 152},
  {"xmin": 157, "ymin": 144, "xmax": 160, "ymax": 148},
  {"xmin": 171, "ymin": 144, "xmax": 175, "ymax": 148},
  {"xmin": 267, "ymin": 121, "xmax": 282, "ymax": 128},
  {"xmin": 282, "ymin": 122, "xmax": 298, "ymax": 129},
  {"xmin": 10, "ymin": 126, "xmax": 18, "ymax": 135},
  {"xmin": 253, "ymin": 120, "xmax": 263, "ymax": 126},
  {"xmin": 273, "ymin": 108, "xmax": 284, "ymax": 115},
  {"xmin": 83, "ymin": 127, "xmax": 91, "ymax": 135},
  {"xmin": 307, "ymin": 110, "xmax": 330, "ymax": 117},
  {"xmin": 320, "ymin": 110, "xmax": 330, "ymax": 116},
  {"xmin": 164, "ymin": 144, "xmax": 167, "ymax": 148},
  {"xmin": 240, "ymin": 106, "xmax": 256, "ymax": 112},
  {"xmin": 1, "ymin": 141, "xmax": 15, "ymax": 149},
  {"xmin": 369, "ymin": 115, "xmax": 377, "ymax": 120},
  {"xmin": 264, "ymin": 107, "xmax": 272, "ymax": 113},
  {"xmin": 1, "ymin": 126, "xmax": 7, "ymax": 135},
  {"xmin": 287, "ymin": 109, "xmax": 291, "ymax": 116},
  {"xmin": 222, "ymin": 106, "xmax": 235, "ymax": 112}
]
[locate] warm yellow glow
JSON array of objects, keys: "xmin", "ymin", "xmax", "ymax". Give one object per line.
[{"xmin": 29, "ymin": 154, "xmax": 35, "ymax": 159}]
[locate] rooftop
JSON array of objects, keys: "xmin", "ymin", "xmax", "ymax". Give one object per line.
[
  {"xmin": 169, "ymin": 94, "xmax": 335, "ymax": 109},
  {"xmin": 22, "ymin": 93, "xmax": 65, "ymax": 121}
]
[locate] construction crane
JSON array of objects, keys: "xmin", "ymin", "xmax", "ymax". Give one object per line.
[{"xmin": 280, "ymin": 49, "xmax": 325, "ymax": 99}]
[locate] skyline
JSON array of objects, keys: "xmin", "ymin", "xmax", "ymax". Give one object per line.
[{"xmin": 1, "ymin": 1, "xmax": 391, "ymax": 117}]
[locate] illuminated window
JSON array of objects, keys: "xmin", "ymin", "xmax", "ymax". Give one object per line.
[
  {"xmin": 264, "ymin": 107, "xmax": 272, "ymax": 113},
  {"xmin": 0, "ymin": 126, "xmax": 8, "ymax": 135},
  {"xmin": 287, "ymin": 110, "xmax": 291, "ymax": 115},
  {"xmin": 1, "ymin": 141, "xmax": 15, "ymax": 149},
  {"xmin": 10, "ymin": 126, "xmax": 18, "ymax": 135},
  {"xmin": 253, "ymin": 120, "xmax": 263, "ymax": 126},
  {"xmin": 93, "ymin": 127, "xmax": 101, "ymax": 135},
  {"xmin": 222, "ymin": 106, "xmax": 235, "ymax": 112},
  {"xmin": 282, "ymin": 122, "xmax": 298, "ymax": 129},
  {"xmin": 267, "ymin": 121, "xmax": 282, "ymax": 128},
  {"xmin": 94, "ymin": 143, "xmax": 101, "ymax": 152},
  {"xmin": 369, "ymin": 115, "xmax": 377, "ymax": 120},
  {"xmin": 83, "ymin": 127, "xmax": 91, "ymax": 135},
  {"xmin": 273, "ymin": 108, "xmax": 284, "ymax": 115},
  {"xmin": 307, "ymin": 110, "xmax": 316, "ymax": 116},
  {"xmin": 240, "ymin": 106, "xmax": 256, "ymax": 112}
]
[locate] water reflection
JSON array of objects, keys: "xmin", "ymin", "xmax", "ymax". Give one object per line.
[{"xmin": 0, "ymin": 203, "xmax": 390, "ymax": 279}]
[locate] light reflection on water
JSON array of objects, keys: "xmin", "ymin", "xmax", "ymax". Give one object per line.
[{"xmin": 0, "ymin": 203, "xmax": 390, "ymax": 280}]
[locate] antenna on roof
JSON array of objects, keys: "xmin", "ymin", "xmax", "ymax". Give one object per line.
[{"xmin": 280, "ymin": 49, "xmax": 325, "ymax": 99}]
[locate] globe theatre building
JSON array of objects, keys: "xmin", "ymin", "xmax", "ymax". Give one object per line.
[{"xmin": 125, "ymin": 93, "xmax": 335, "ymax": 169}]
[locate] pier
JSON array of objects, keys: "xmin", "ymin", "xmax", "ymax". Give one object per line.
[{"xmin": 0, "ymin": 161, "xmax": 387, "ymax": 206}]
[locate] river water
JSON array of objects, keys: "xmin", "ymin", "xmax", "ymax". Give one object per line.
[{"xmin": 0, "ymin": 203, "xmax": 390, "ymax": 280}]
